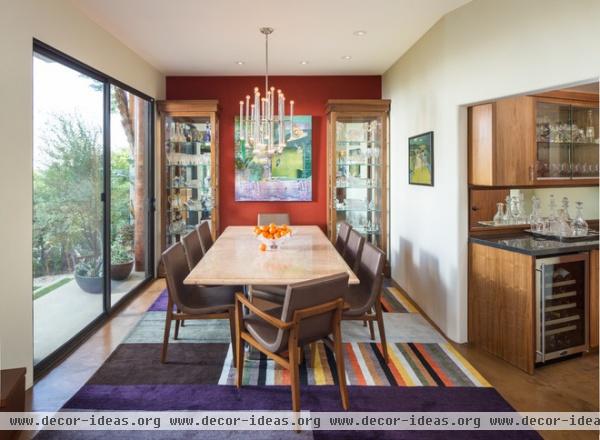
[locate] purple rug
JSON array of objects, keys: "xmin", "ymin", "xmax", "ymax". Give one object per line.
[{"xmin": 33, "ymin": 289, "xmax": 542, "ymax": 439}]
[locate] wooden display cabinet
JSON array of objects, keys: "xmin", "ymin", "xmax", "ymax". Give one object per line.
[
  {"xmin": 157, "ymin": 100, "xmax": 219, "ymax": 275},
  {"xmin": 469, "ymin": 92, "xmax": 599, "ymax": 187},
  {"xmin": 325, "ymin": 99, "xmax": 390, "ymax": 260}
]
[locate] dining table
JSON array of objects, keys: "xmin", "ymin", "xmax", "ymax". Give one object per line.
[{"xmin": 184, "ymin": 225, "xmax": 359, "ymax": 286}]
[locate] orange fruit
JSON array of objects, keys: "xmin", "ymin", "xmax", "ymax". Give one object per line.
[{"xmin": 259, "ymin": 243, "xmax": 267, "ymax": 251}]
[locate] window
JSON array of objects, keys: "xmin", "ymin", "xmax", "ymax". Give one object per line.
[{"xmin": 33, "ymin": 41, "xmax": 154, "ymax": 371}]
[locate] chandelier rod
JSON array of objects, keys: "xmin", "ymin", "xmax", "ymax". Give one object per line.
[{"xmin": 265, "ymin": 29, "xmax": 269, "ymax": 94}]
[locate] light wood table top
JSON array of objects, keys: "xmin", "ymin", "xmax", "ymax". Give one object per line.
[{"xmin": 184, "ymin": 225, "xmax": 359, "ymax": 286}]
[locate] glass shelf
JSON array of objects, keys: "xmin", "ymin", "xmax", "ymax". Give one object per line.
[
  {"xmin": 336, "ymin": 186, "xmax": 380, "ymax": 190},
  {"xmin": 352, "ymin": 228, "xmax": 381, "ymax": 235},
  {"xmin": 335, "ymin": 208, "xmax": 381, "ymax": 212},
  {"xmin": 167, "ymin": 186, "xmax": 211, "ymax": 191},
  {"xmin": 337, "ymin": 162, "xmax": 381, "ymax": 167},
  {"xmin": 336, "ymin": 140, "xmax": 381, "ymax": 146},
  {"xmin": 166, "ymin": 163, "xmax": 211, "ymax": 167}
]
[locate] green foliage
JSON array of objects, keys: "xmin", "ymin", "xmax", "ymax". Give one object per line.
[
  {"xmin": 111, "ymin": 241, "xmax": 133, "ymax": 264},
  {"xmin": 33, "ymin": 112, "xmax": 135, "ymax": 278},
  {"xmin": 33, "ymin": 113, "xmax": 103, "ymax": 277},
  {"xmin": 75, "ymin": 258, "xmax": 103, "ymax": 278}
]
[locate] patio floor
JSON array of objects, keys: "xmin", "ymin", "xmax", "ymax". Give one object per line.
[{"xmin": 34, "ymin": 272, "xmax": 146, "ymax": 364}]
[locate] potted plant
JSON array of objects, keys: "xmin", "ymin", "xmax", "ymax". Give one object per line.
[
  {"xmin": 110, "ymin": 240, "xmax": 134, "ymax": 281},
  {"xmin": 74, "ymin": 257, "xmax": 103, "ymax": 294}
]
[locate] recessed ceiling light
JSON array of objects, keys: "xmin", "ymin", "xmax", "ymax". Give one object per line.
[
  {"xmin": 353, "ymin": 30, "xmax": 367, "ymax": 36},
  {"xmin": 300, "ymin": 60, "xmax": 309, "ymax": 65},
  {"xmin": 235, "ymin": 61, "xmax": 245, "ymax": 65},
  {"xmin": 341, "ymin": 55, "xmax": 352, "ymax": 60}
]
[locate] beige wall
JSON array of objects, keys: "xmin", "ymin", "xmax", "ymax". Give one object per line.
[
  {"xmin": 0, "ymin": 0, "xmax": 164, "ymax": 387},
  {"xmin": 382, "ymin": 0, "xmax": 600, "ymax": 342}
]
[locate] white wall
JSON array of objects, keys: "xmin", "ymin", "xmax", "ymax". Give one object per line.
[
  {"xmin": 382, "ymin": 0, "xmax": 600, "ymax": 342},
  {"xmin": 0, "ymin": 0, "xmax": 164, "ymax": 387}
]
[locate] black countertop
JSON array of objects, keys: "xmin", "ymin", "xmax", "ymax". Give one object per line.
[{"xmin": 469, "ymin": 234, "xmax": 599, "ymax": 257}]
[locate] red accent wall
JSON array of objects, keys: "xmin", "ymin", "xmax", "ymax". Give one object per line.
[{"xmin": 166, "ymin": 76, "xmax": 381, "ymax": 232}]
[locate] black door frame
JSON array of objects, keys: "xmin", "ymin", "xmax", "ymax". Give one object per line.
[{"xmin": 32, "ymin": 39, "xmax": 156, "ymax": 378}]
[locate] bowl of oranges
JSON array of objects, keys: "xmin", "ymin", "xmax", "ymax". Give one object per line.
[{"xmin": 254, "ymin": 224, "xmax": 292, "ymax": 251}]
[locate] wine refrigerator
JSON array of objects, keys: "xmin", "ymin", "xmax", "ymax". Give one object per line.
[{"xmin": 536, "ymin": 253, "xmax": 589, "ymax": 363}]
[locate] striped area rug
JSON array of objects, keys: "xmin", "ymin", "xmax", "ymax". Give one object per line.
[
  {"xmin": 380, "ymin": 286, "xmax": 418, "ymax": 313},
  {"xmin": 220, "ymin": 341, "xmax": 489, "ymax": 388}
]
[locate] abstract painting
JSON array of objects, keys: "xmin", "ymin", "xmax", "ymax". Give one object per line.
[{"xmin": 234, "ymin": 115, "xmax": 312, "ymax": 201}]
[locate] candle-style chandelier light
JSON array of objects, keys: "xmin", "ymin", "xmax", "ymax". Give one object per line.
[{"xmin": 238, "ymin": 27, "xmax": 294, "ymax": 157}]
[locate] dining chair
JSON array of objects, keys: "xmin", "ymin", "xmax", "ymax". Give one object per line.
[
  {"xmin": 161, "ymin": 242, "xmax": 241, "ymax": 364},
  {"xmin": 257, "ymin": 213, "xmax": 290, "ymax": 226},
  {"xmin": 235, "ymin": 273, "xmax": 350, "ymax": 412},
  {"xmin": 335, "ymin": 222, "xmax": 352, "ymax": 255},
  {"xmin": 342, "ymin": 241, "xmax": 388, "ymax": 363},
  {"xmin": 181, "ymin": 229, "xmax": 204, "ymax": 271},
  {"xmin": 343, "ymin": 229, "xmax": 365, "ymax": 274},
  {"xmin": 196, "ymin": 220, "xmax": 213, "ymax": 254}
]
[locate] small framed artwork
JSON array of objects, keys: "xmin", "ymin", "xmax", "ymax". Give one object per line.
[{"xmin": 408, "ymin": 131, "xmax": 434, "ymax": 186}]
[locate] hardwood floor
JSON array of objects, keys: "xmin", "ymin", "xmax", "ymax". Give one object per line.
[{"xmin": 23, "ymin": 278, "xmax": 599, "ymax": 440}]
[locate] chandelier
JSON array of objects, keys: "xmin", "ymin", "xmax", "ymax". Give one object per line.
[{"xmin": 238, "ymin": 27, "xmax": 294, "ymax": 157}]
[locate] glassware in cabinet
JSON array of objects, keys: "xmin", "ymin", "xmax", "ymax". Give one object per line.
[
  {"xmin": 535, "ymin": 100, "xmax": 599, "ymax": 181},
  {"xmin": 158, "ymin": 101, "xmax": 219, "ymax": 274},
  {"xmin": 326, "ymin": 100, "xmax": 390, "ymax": 262}
]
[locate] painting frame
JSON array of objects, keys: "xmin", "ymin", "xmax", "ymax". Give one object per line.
[
  {"xmin": 408, "ymin": 131, "xmax": 434, "ymax": 186},
  {"xmin": 234, "ymin": 115, "xmax": 313, "ymax": 202}
]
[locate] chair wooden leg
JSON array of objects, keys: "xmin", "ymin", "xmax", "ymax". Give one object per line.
[
  {"xmin": 228, "ymin": 309, "xmax": 237, "ymax": 366},
  {"xmin": 374, "ymin": 300, "xmax": 389, "ymax": 363},
  {"xmin": 368, "ymin": 313, "xmax": 375, "ymax": 340},
  {"xmin": 333, "ymin": 310, "xmax": 349, "ymax": 410},
  {"xmin": 363, "ymin": 320, "xmax": 367, "ymax": 327},
  {"xmin": 161, "ymin": 298, "xmax": 174, "ymax": 363},
  {"xmin": 174, "ymin": 318, "xmax": 180, "ymax": 340},
  {"xmin": 288, "ymin": 334, "xmax": 301, "ymax": 413},
  {"xmin": 235, "ymin": 301, "xmax": 244, "ymax": 389}
]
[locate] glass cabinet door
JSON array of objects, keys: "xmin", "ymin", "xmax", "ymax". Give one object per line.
[
  {"xmin": 165, "ymin": 116, "xmax": 214, "ymax": 247},
  {"xmin": 535, "ymin": 101, "xmax": 572, "ymax": 179},
  {"xmin": 571, "ymin": 105, "xmax": 599, "ymax": 179},
  {"xmin": 535, "ymin": 101, "xmax": 599, "ymax": 180},
  {"xmin": 334, "ymin": 117, "xmax": 384, "ymax": 249},
  {"xmin": 538, "ymin": 256, "xmax": 587, "ymax": 362}
]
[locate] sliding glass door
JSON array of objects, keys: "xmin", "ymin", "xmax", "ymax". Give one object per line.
[
  {"xmin": 110, "ymin": 86, "xmax": 152, "ymax": 305},
  {"xmin": 33, "ymin": 42, "xmax": 154, "ymax": 370}
]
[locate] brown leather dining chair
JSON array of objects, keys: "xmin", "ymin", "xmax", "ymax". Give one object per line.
[
  {"xmin": 342, "ymin": 241, "xmax": 388, "ymax": 363},
  {"xmin": 235, "ymin": 273, "xmax": 350, "ymax": 412},
  {"xmin": 257, "ymin": 212, "xmax": 290, "ymax": 226},
  {"xmin": 335, "ymin": 222, "xmax": 352, "ymax": 255},
  {"xmin": 181, "ymin": 229, "xmax": 204, "ymax": 271},
  {"xmin": 343, "ymin": 229, "xmax": 365, "ymax": 274},
  {"xmin": 251, "ymin": 212, "xmax": 291, "ymax": 302},
  {"xmin": 196, "ymin": 220, "xmax": 213, "ymax": 254},
  {"xmin": 161, "ymin": 242, "xmax": 242, "ymax": 364}
]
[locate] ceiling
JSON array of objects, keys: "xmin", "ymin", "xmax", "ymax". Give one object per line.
[{"xmin": 72, "ymin": 0, "xmax": 470, "ymax": 76}]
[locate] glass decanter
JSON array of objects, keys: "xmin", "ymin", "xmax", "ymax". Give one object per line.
[
  {"xmin": 493, "ymin": 202, "xmax": 505, "ymax": 225},
  {"xmin": 529, "ymin": 196, "xmax": 543, "ymax": 232},
  {"xmin": 556, "ymin": 209, "xmax": 572, "ymax": 237},
  {"xmin": 561, "ymin": 196, "xmax": 571, "ymax": 221},
  {"xmin": 570, "ymin": 201, "xmax": 589, "ymax": 237},
  {"xmin": 502, "ymin": 196, "xmax": 513, "ymax": 224},
  {"xmin": 510, "ymin": 196, "xmax": 521, "ymax": 224},
  {"xmin": 544, "ymin": 194, "xmax": 558, "ymax": 234},
  {"xmin": 517, "ymin": 192, "xmax": 527, "ymax": 223}
]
